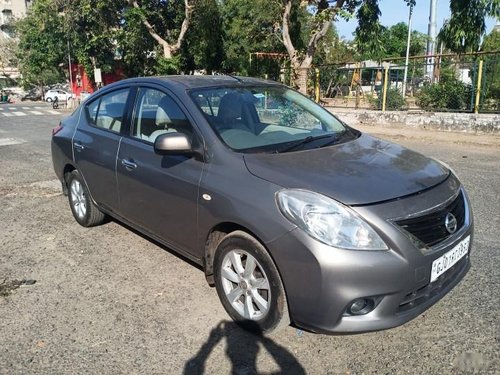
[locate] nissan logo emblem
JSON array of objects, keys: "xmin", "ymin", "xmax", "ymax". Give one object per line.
[{"xmin": 445, "ymin": 212, "xmax": 458, "ymax": 234}]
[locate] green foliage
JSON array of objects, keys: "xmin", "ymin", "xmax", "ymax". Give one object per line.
[
  {"xmin": 370, "ymin": 87, "xmax": 406, "ymax": 110},
  {"xmin": 220, "ymin": 0, "xmax": 283, "ymax": 75},
  {"xmin": 119, "ymin": 6, "xmax": 158, "ymax": 77},
  {"xmin": 66, "ymin": 0, "xmax": 126, "ymax": 80},
  {"xmin": 155, "ymin": 56, "xmax": 182, "ymax": 75},
  {"xmin": 17, "ymin": 0, "xmax": 67, "ymax": 89},
  {"xmin": 481, "ymin": 28, "xmax": 500, "ymax": 52},
  {"xmin": 438, "ymin": 0, "xmax": 496, "ymax": 53},
  {"xmin": 354, "ymin": 0, "xmax": 384, "ymax": 59},
  {"xmin": 131, "ymin": 0, "xmax": 186, "ymax": 47},
  {"xmin": 122, "ymin": 0, "xmax": 224, "ymax": 75},
  {"xmin": 480, "ymin": 29, "xmax": 500, "ymax": 105},
  {"xmin": 356, "ymin": 21, "xmax": 427, "ymax": 61},
  {"xmin": 383, "ymin": 23, "xmax": 426, "ymax": 59},
  {"xmin": 417, "ymin": 68, "xmax": 473, "ymax": 111},
  {"xmin": 181, "ymin": 0, "xmax": 224, "ymax": 74},
  {"xmin": 385, "ymin": 88, "xmax": 406, "ymax": 110}
]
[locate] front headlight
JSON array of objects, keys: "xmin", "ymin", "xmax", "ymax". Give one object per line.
[{"xmin": 276, "ymin": 189, "xmax": 388, "ymax": 250}]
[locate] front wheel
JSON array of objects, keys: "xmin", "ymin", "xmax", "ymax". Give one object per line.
[
  {"xmin": 214, "ymin": 231, "xmax": 289, "ymax": 334},
  {"xmin": 67, "ymin": 170, "xmax": 106, "ymax": 227}
]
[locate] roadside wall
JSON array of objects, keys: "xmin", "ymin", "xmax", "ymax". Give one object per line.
[{"xmin": 327, "ymin": 108, "xmax": 500, "ymax": 134}]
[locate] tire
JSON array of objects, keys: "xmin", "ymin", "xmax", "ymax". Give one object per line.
[
  {"xmin": 46, "ymin": 97, "xmax": 52, "ymax": 102},
  {"xmin": 214, "ymin": 230, "xmax": 289, "ymax": 334},
  {"xmin": 67, "ymin": 170, "xmax": 106, "ymax": 227}
]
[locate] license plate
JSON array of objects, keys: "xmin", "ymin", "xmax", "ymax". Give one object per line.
[{"xmin": 430, "ymin": 236, "xmax": 470, "ymax": 283}]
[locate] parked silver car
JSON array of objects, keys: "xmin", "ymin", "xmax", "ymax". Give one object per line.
[{"xmin": 51, "ymin": 76, "xmax": 473, "ymax": 334}]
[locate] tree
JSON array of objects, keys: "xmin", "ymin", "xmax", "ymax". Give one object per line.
[
  {"xmin": 181, "ymin": 0, "xmax": 224, "ymax": 74},
  {"xmin": 438, "ymin": 0, "xmax": 500, "ymax": 53},
  {"xmin": 17, "ymin": 0, "xmax": 67, "ymax": 91},
  {"xmin": 220, "ymin": 0, "xmax": 285, "ymax": 75},
  {"xmin": 480, "ymin": 27, "xmax": 500, "ymax": 107},
  {"xmin": 357, "ymin": 22, "xmax": 427, "ymax": 61},
  {"xmin": 0, "ymin": 33, "xmax": 19, "ymax": 80},
  {"xmin": 354, "ymin": 0, "xmax": 384, "ymax": 60},
  {"xmin": 417, "ymin": 67, "xmax": 473, "ymax": 111},
  {"xmin": 64, "ymin": 0, "xmax": 126, "ymax": 84},
  {"xmin": 128, "ymin": 0, "xmax": 193, "ymax": 59},
  {"xmin": 281, "ymin": 0, "xmax": 390, "ymax": 93}
]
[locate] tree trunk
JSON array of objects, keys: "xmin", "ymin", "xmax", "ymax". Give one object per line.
[
  {"xmin": 162, "ymin": 42, "xmax": 173, "ymax": 59},
  {"xmin": 296, "ymin": 67, "xmax": 309, "ymax": 94}
]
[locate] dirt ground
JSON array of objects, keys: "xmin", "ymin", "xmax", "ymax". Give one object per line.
[{"xmin": 0, "ymin": 104, "xmax": 499, "ymax": 374}]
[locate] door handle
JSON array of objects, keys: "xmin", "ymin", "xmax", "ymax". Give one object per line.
[
  {"xmin": 121, "ymin": 159, "xmax": 137, "ymax": 170},
  {"xmin": 73, "ymin": 142, "xmax": 85, "ymax": 151}
]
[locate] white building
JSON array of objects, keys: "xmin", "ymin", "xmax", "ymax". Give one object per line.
[
  {"xmin": 1, "ymin": 0, "xmax": 31, "ymax": 36},
  {"xmin": 1, "ymin": 1, "xmax": 31, "ymax": 80}
]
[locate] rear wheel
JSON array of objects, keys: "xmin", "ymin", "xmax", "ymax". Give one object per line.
[
  {"xmin": 67, "ymin": 170, "xmax": 106, "ymax": 227},
  {"xmin": 214, "ymin": 231, "xmax": 289, "ymax": 334},
  {"xmin": 46, "ymin": 97, "xmax": 52, "ymax": 102}
]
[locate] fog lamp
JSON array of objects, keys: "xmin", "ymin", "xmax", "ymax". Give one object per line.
[{"xmin": 347, "ymin": 298, "xmax": 374, "ymax": 316}]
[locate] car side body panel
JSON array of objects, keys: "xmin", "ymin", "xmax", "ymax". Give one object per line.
[{"xmin": 116, "ymin": 137, "xmax": 204, "ymax": 255}]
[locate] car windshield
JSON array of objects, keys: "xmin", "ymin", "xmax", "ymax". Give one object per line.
[{"xmin": 190, "ymin": 86, "xmax": 350, "ymax": 153}]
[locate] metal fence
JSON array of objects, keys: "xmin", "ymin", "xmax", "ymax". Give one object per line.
[
  {"xmin": 249, "ymin": 53, "xmax": 499, "ymax": 114},
  {"xmin": 309, "ymin": 53, "xmax": 499, "ymax": 114}
]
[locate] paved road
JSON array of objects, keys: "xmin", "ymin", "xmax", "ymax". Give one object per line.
[{"xmin": 0, "ymin": 103, "xmax": 498, "ymax": 374}]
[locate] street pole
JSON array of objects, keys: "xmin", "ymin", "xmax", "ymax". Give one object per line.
[
  {"xmin": 67, "ymin": 40, "xmax": 73, "ymax": 98},
  {"xmin": 474, "ymin": 60, "xmax": 484, "ymax": 114},
  {"xmin": 382, "ymin": 66, "xmax": 389, "ymax": 112},
  {"xmin": 426, "ymin": 0, "xmax": 437, "ymax": 79},
  {"xmin": 402, "ymin": 4, "xmax": 413, "ymax": 98}
]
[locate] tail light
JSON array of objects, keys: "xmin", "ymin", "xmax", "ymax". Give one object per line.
[{"xmin": 52, "ymin": 122, "xmax": 63, "ymax": 136}]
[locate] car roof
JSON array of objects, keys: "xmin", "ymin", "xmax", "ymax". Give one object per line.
[{"xmin": 108, "ymin": 75, "xmax": 283, "ymax": 90}]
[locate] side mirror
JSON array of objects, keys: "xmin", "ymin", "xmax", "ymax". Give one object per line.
[{"xmin": 154, "ymin": 133, "xmax": 193, "ymax": 155}]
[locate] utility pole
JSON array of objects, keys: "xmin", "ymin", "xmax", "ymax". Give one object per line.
[
  {"xmin": 402, "ymin": 3, "xmax": 413, "ymax": 98},
  {"xmin": 426, "ymin": 0, "xmax": 437, "ymax": 79},
  {"xmin": 67, "ymin": 40, "xmax": 73, "ymax": 98}
]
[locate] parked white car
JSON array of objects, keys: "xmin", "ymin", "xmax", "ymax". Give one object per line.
[{"xmin": 44, "ymin": 90, "xmax": 73, "ymax": 102}]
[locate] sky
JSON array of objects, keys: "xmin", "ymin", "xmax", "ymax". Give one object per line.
[{"xmin": 336, "ymin": 0, "xmax": 498, "ymax": 40}]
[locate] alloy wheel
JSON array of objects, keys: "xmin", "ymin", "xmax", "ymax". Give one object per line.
[
  {"xmin": 220, "ymin": 250, "xmax": 271, "ymax": 320},
  {"xmin": 70, "ymin": 179, "xmax": 87, "ymax": 219}
]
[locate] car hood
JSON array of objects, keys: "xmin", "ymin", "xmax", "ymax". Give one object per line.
[{"xmin": 243, "ymin": 134, "xmax": 449, "ymax": 205}]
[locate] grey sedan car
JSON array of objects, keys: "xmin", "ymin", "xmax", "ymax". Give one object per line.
[{"xmin": 51, "ymin": 76, "xmax": 473, "ymax": 334}]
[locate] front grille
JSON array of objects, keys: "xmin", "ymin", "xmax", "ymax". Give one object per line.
[
  {"xmin": 395, "ymin": 191, "xmax": 466, "ymax": 247},
  {"xmin": 397, "ymin": 256, "xmax": 468, "ymax": 313}
]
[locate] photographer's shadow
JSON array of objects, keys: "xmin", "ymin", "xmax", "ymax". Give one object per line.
[{"xmin": 184, "ymin": 320, "xmax": 305, "ymax": 375}]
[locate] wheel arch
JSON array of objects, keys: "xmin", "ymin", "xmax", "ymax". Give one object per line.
[
  {"xmin": 63, "ymin": 165, "xmax": 98, "ymax": 208},
  {"xmin": 62, "ymin": 163, "xmax": 77, "ymax": 195},
  {"xmin": 208, "ymin": 225, "xmax": 292, "ymax": 332},
  {"xmin": 203, "ymin": 222, "xmax": 279, "ymax": 286}
]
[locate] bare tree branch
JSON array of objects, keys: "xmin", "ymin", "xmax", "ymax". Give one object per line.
[
  {"xmin": 129, "ymin": 0, "xmax": 193, "ymax": 59},
  {"xmin": 172, "ymin": 0, "xmax": 194, "ymax": 53}
]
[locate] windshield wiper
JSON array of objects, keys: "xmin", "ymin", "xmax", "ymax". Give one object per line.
[
  {"xmin": 276, "ymin": 134, "xmax": 334, "ymax": 153},
  {"xmin": 318, "ymin": 130, "xmax": 352, "ymax": 148}
]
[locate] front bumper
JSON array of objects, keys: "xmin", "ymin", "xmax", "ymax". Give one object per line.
[{"xmin": 267, "ymin": 178, "xmax": 473, "ymax": 334}]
